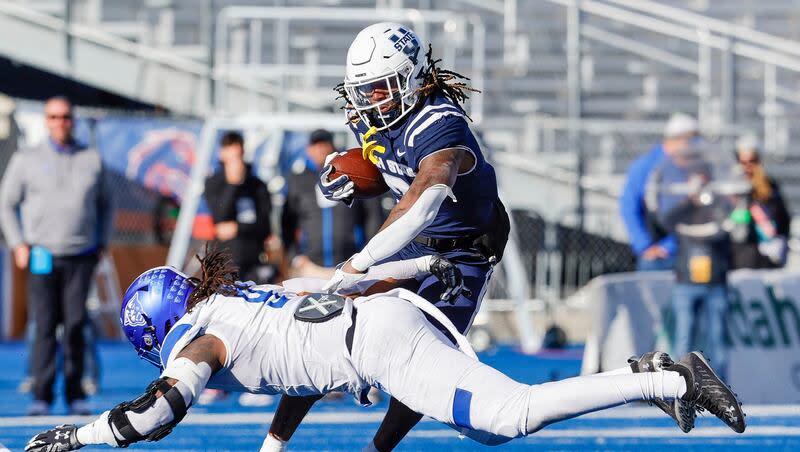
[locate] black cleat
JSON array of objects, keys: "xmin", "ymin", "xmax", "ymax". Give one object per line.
[
  {"xmin": 672, "ymin": 351, "xmax": 746, "ymax": 433},
  {"xmin": 628, "ymin": 351, "xmax": 695, "ymax": 433}
]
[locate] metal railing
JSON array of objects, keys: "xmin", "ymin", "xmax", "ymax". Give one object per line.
[
  {"xmin": 213, "ymin": 6, "xmax": 485, "ymax": 122},
  {"xmin": 547, "ymin": 0, "xmax": 800, "ymax": 158},
  {"xmin": 0, "ymin": 1, "xmax": 280, "ymax": 115}
]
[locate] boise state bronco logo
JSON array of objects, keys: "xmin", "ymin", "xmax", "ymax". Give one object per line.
[
  {"xmin": 123, "ymin": 292, "xmax": 148, "ymax": 327},
  {"xmin": 125, "ymin": 128, "xmax": 197, "ymax": 201}
]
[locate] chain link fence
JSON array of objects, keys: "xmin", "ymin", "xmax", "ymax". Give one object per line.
[{"xmin": 485, "ymin": 208, "xmax": 635, "ymax": 304}]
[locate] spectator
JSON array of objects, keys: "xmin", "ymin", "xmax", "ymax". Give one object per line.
[
  {"xmin": 620, "ymin": 113, "xmax": 700, "ymax": 271},
  {"xmin": 204, "ymin": 131, "xmax": 274, "ymax": 283},
  {"xmin": 281, "ymin": 129, "xmax": 383, "ymax": 277},
  {"xmin": 654, "ymin": 142, "xmax": 732, "ymax": 377},
  {"xmin": 731, "ymin": 135, "xmax": 791, "ymax": 269},
  {"xmin": 0, "ymin": 96, "xmax": 112, "ymax": 416}
]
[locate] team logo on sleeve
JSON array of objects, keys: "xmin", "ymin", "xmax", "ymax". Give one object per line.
[{"xmin": 123, "ymin": 292, "xmax": 148, "ymax": 327}]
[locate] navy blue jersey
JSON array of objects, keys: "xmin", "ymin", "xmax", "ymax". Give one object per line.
[{"xmin": 348, "ymin": 94, "xmax": 498, "ymax": 238}]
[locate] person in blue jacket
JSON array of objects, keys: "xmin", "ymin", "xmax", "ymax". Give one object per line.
[{"xmin": 620, "ymin": 113, "xmax": 699, "ymax": 271}]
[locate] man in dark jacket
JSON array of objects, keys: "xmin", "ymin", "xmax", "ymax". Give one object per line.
[
  {"xmin": 204, "ymin": 131, "xmax": 273, "ymax": 283},
  {"xmin": 281, "ymin": 129, "xmax": 383, "ymax": 277}
]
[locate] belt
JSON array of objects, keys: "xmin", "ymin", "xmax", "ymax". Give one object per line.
[
  {"xmin": 413, "ymin": 234, "xmax": 481, "ymax": 252},
  {"xmin": 345, "ymin": 306, "xmax": 357, "ymax": 355}
]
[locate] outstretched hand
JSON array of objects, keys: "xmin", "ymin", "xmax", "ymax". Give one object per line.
[
  {"xmin": 322, "ymin": 260, "xmax": 366, "ymax": 294},
  {"xmin": 26, "ymin": 424, "xmax": 83, "ymax": 452}
]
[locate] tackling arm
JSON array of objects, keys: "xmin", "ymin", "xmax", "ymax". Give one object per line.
[{"xmin": 25, "ymin": 335, "xmax": 226, "ymax": 451}]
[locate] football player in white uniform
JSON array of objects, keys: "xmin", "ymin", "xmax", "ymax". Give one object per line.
[{"xmin": 26, "ymin": 251, "xmax": 745, "ymax": 452}]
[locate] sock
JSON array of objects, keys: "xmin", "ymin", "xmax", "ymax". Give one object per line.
[
  {"xmin": 525, "ymin": 370, "xmax": 687, "ymax": 434},
  {"xmin": 260, "ymin": 433, "xmax": 287, "ymax": 452},
  {"xmin": 587, "ymin": 365, "xmax": 633, "ymax": 377},
  {"xmin": 361, "ymin": 441, "xmax": 380, "ymax": 452}
]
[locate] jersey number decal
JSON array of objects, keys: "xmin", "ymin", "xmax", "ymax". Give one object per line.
[
  {"xmin": 383, "ymin": 173, "xmax": 410, "ymax": 198},
  {"xmin": 236, "ymin": 286, "xmax": 288, "ymax": 308}
]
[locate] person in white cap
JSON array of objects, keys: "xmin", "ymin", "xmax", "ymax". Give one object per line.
[{"xmin": 619, "ymin": 113, "xmax": 700, "ymax": 271}]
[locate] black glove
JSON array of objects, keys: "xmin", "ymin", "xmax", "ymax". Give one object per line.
[
  {"xmin": 25, "ymin": 425, "xmax": 84, "ymax": 452},
  {"xmin": 430, "ymin": 255, "xmax": 472, "ymax": 304}
]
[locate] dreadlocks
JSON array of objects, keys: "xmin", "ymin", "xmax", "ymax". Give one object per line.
[
  {"xmin": 186, "ymin": 245, "xmax": 240, "ymax": 312},
  {"xmin": 415, "ymin": 44, "xmax": 479, "ymax": 117},
  {"xmin": 334, "ymin": 44, "xmax": 479, "ymax": 123}
]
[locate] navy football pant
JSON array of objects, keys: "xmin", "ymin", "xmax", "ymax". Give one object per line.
[{"xmin": 382, "ymin": 241, "xmax": 493, "ymax": 334}]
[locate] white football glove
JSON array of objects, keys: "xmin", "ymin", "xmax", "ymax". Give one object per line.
[
  {"xmin": 323, "ymin": 261, "xmax": 367, "ymax": 294},
  {"xmin": 318, "ymin": 152, "xmax": 355, "ymax": 206}
]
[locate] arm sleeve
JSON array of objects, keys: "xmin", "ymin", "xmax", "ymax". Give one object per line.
[
  {"xmin": 237, "ymin": 179, "xmax": 272, "ymax": 240},
  {"xmin": 0, "ymin": 153, "xmax": 26, "ymax": 248},
  {"xmin": 352, "ymin": 256, "xmax": 433, "ymax": 293},
  {"xmin": 350, "ymin": 184, "xmax": 452, "ymax": 271},
  {"xmin": 96, "ymin": 162, "xmax": 114, "ymax": 248},
  {"xmin": 619, "ymin": 156, "xmax": 655, "ymax": 256}
]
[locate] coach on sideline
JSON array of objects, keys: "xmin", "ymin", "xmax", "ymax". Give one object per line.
[{"xmin": 0, "ymin": 96, "xmax": 113, "ymax": 416}]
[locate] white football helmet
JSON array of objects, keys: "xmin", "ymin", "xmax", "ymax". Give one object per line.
[{"xmin": 344, "ymin": 22, "xmax": 425, "ymax": 130}]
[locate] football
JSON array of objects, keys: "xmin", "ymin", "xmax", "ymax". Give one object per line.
[{"xmin": 327, "ymin": 148, "xmax": 389, "ymax": 199}]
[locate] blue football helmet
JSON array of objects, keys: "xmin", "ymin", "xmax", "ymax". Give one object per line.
[{"xmin": 120, "ymin": 266, "xmax": 195, "ymax": 368}]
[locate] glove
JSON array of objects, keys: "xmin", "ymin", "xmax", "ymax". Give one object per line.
[
  {"xmin": 430, "ymin": 256, "xmax": 472, "ymax": 304},
  {"xmin": 318, "ymin": 152, "xmax": 355, "ymax": 206},
  {"xmin": 323, "ymin": 261, "xmax": 367, "ymax": 294},
  {"xmin": 26, "ymin": 425, "xmax": 84, "ymax": 452}
]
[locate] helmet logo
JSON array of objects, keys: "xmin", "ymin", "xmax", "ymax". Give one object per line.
[
  {"xmin": 389, "ymin": 27, "xmax": 420, "ymax": 64},
  {"xmin": 123, "ymin": 292, "xmax": 148, "ymax": 327}
]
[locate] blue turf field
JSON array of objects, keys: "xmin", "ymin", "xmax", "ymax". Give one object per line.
[{"xmin": 0, "ymin": 342, "xmax": 798, "ymax": 451}]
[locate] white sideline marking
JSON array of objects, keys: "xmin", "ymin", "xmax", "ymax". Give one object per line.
[
  {"xmin": 409, "ymin": 426, "xmax": 800, "ymax": 439},
  {"xmin": 0, "ymin": 411, "xmax": 392, "ymax": 427},
  {"xmin": 1, "ymin": 404, "xmax": 798, "ymax": 428},
  {"xmin": 583, "ymin": 404, "xmax": 800, "ymax": 419}
]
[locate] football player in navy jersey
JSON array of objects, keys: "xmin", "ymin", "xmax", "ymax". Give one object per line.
[{"xmin": 265, "ymin": 23, "xmax": 510, "ymax": 452}]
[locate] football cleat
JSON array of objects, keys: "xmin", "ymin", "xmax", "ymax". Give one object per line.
[
  {"xmin": 628, "ymin": 351, "xmax": 696, "ymax": 433},
  {"xmin": 672, "ymin": 351, "xmax": 746, "ymax": 433}
]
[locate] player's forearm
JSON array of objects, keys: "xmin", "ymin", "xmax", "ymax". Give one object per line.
[
  {"xmin": 350, "ymin": 185, "xmax": 452, "ymax": 271},
  {"xmin": 75, "ymin": 410, "xmax": 119, "ymax": 446},
  {"xmin": 349, "ymin": 150, "xmax": 461, "ymax": 272},
  {"xmin": 350, "ymin": 256, "xmax": 435, "ymax": 294}
]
